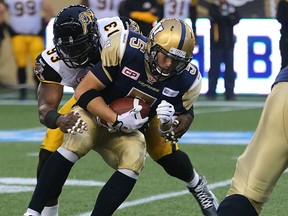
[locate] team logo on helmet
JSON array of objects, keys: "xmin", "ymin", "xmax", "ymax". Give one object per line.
[{"xmin": 78, "ymin": 9, "xmax": 96, "ymax": 35}]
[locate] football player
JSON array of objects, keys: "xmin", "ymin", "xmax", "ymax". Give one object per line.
[
  {"xmin": 24, "ymin": 18, "xmax": 219, "ymax": 215},
  {"xmin": 81, "ymin": 0, "xmax": 124, "ymax": 18},
  {"xmin": 1, "ymin": 0, "xmax": 53, "ymax": 100},
  {"xmin": 157, "ymin": 0, "xmax": 198, "ymax": 38},
  {"xmin": 217, "ymin": 67, "xmax": 288, "ymax": 215},
  {"xmin": 30, "ymin": 4, "xmax": 141, "ymax": 216}
]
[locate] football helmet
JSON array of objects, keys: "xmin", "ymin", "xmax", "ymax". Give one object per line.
[
  {"xmin": 145, "ymin": 18, "xmax": 195, "ymax": 81},
  {"xmin": 53, "ymin": 5, "xmax": 99, "ymax": 68}
]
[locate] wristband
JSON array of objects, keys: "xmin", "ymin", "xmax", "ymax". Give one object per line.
[
  {"xmin": 77, "ymin": 89, "xmax": 101, "ymax": 111},
  {"xmin": 44, "ymin": 110, "xmax": 61, "ymax": 129}
]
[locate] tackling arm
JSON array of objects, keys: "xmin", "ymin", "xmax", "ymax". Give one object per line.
[
  {"xmin": 38, "ymin": 82, "xmax": 63, "ymax": 126},
  {"xmin": 38, "ymin": 82, "xmax": 83, "ymax": 132}
]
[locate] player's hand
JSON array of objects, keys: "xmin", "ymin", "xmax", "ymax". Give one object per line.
[
  {"xmin": 156, "ymin": 100, "xmax": 175, "ymax": 124},
  {"xmin": 58, "ymin": 111, "xmax": 87, "ymax": 134},
  {"xmin": 96, "ymin": 116, "xmax": 117, "ymax": 133},
  {"xmin": 173, "ymin": 112, "xmax": 193, "ymax": 138},
  {"xmin": 112, "ymin": 105, "xmax": 149, "ymax": 133},
  {"xmin": 162, "ymin": 112, "xmax": 193, "ymax": 143}
]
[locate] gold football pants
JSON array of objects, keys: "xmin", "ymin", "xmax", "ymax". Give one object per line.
[
  {"xmin": 11, "ymin": 35, "xmax": 44, "ymax": 67},
  {"xmin": 41, "ymin": 96, "xmax": 179, "ymax": 162},
  {"xmin": 227, "ymin": 82, "xmax": 288, "ymax": 214}
]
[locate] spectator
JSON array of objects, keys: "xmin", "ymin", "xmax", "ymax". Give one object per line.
[
  {"xmin": 80, "ymin": 0, "xmax": 124, "ymax": 18},
  {"xmin": 206, "ymin": 0, "xmax": 240, "ymax": 101},
  {"xmin": 119, "ymin": 0, "xmax": 159, "ymax": 36},
  {"xmin": 0, "ymin": 0, "xmax": 6, "ymax": 49},
  {"xmin": 0, "ymin": 0, "xmax": 53, "ymax": 100},
  {"xmin": 276, "ymin": 0, "xmax": 288, "ymax": 70},
  {"xmin": 157, "ymin": 0, "xmax": 198, "ymax": 38}
]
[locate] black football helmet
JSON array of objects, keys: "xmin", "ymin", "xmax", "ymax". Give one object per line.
[{"xmin": 53, "ymin": 5, "xmax": 100, "ymax": 68}]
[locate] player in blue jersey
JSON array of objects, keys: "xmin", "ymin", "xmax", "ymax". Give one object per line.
[
  {"xmin": 217, "ymin": 66, "xmax": 288, "ymax": 216},
  {"xmin": 24, "ymin": 18, "xmax": 218, "ymax": 216}
]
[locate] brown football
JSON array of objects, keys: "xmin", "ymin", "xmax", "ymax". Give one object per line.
[
  {"xmin": 99, "ymin": 97, "xmax": 150, "ymax": 127},
  {"xmin": 109, "ymin": 97, "xmax": 150, "ymax": 118}
]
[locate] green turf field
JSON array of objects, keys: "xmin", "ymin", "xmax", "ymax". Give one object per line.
[{"xmin": 0, "ymin": 90, "xmax": 287, "ymax": 215}]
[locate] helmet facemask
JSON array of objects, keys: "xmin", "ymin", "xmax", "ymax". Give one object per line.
[
  {"xmin": 147, "ymin": 44, "xmax": 192, "ymax": 81},
  {"xmin": 53, "ymin": 5, "xmax": 100, "ymax": 68},
  {"xmin": 54, "ymin": 32, "xmax": 99, "ymax": 68}
]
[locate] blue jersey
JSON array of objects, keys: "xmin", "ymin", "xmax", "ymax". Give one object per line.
[
  {"xmin": 90, "ymin": 30, "xmax": 202, "ymax": 118},
  {"xmin": 273, "ymin": 65, "xmax": 288, "ymax": 87}
]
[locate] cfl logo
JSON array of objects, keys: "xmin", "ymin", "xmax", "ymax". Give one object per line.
[{"xmin": 122, "ymin": 67, "xmax": 140, "ymax": 80}]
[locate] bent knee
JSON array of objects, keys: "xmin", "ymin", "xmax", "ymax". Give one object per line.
[{"xmin": 118, "ymin": 137, "xmax": 146, "ymax": 173}]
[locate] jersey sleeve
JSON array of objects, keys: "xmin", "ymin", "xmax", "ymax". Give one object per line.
[
  {"xmin": 181, "ymin": 64, "xmax": 202, "ymax": 111},
  {"xmin": 34, "ymin": 50, "xmax": 62, "ymax": 84},
  {"xmin": 91, "ymin": 30, "xmax": 128, "ymax": 86}
]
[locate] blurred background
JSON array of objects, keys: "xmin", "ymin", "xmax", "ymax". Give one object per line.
[{"xmin": 0, "ymin": 0, "xmax": 282, "ymax": 97}]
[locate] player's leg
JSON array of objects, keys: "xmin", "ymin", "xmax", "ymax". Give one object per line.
[
  {"xmin": 24, "ymin": 105, "xmax": 97, "ymax": 215},
  {"xmin": 207, "ymin": 48, "xmax": 222, "ymax": 100},
  {"xmin": 145, "ymin": 117, "xmax": 218, "ymax": 216},
  {"xmin": 37, "ymin": 96, "xmax": 76, "ymax": 215},
  {"xmin": 218, "ymin": 82, "xmax": 288, "ymax": 215},
  {"xmin": 91, "ymin": 126, "xmax": 146, "ymax": 215},
  {"xmin": 11, "ymin": 35, "xmax": 27, "ymax": 100},
  {"xmin": 223, "ymin": 48, "xmax": 235, "ymax": 100},
  {"xmin": 217, "ymin": 194, "xmax": 258, "ymax": 216}
]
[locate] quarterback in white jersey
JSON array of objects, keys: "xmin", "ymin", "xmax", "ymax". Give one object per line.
[
  {"xmin": 81, "ymin": 0, "xmax": 124, "ymax": 18},
  {"xmin": 31, "ymin": 5, "xmax": 140, "ymax": 216}
]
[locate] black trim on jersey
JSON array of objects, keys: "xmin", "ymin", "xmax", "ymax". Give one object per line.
[
  {"xmin": 35, "ymin": 55, "xmax": 62, "ymax": 83},
  {"xmin": 185, "ymin": 106, "xmax": 194, "ymax": 118},
  {"xmin": 77, "ymin": 89, "xmax": 101, "ymax": 111}
]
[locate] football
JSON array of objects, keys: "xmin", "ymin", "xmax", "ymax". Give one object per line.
[
  {"xmin": 109, "ymin": 97, "xmax": 150, "ymax": 118},
  {"xmin": 99, "ymin": 97, "xmax": 150, "ymax": 127}
]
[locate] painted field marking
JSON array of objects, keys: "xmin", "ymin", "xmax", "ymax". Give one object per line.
[{"xmin": 0, "ymin": 129, "xmax": 253, "ymax": 145}]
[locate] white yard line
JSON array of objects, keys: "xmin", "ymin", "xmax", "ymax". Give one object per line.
[{"xmin": 77, "ymin": 179, "xmax": 231, "ymax": 216}]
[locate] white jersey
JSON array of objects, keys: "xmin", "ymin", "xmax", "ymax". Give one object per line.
[
  {"xmin": 97, "ymin": 16, "xmax": 130, "ymax": 47},
  {"xmin": 88, "ymin": 0, "xmax": 124, "ymax": 18},
  {"xmin": 162, "ymin": 0, "xmax": 193, "ymax": 20},
  {"xmin": 35, "ymin": 16, "xmax": 132, "ymax": 89},
  {"xmin": 5, "ymin": 0, "xmax": 43, "ymax": 34}
]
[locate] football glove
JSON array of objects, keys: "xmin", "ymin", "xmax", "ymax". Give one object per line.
[
  {"xmin": 66, "ymin": 112, "xmax": 88, "ymax": 134},
  {"xmin": 112, "ymin": 105, "xmax": 149, "ymax": 133},
  {"xmin": 156, "ymin": 100, "xmax": 175, "ymax": 124},
  {"xmin": 96, "ymin": 116, "xmax": 117, "ymax": 133}
]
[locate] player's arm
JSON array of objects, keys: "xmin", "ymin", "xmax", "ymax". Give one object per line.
[
  {"xmin": 157, "ymin": 65, "xmax": 202, "ymax": 141},
  {"xmin": 74, "ymin": 70, "xmax": 117, "ymax": 124},
  {"xmin": 42, "ymin": 0, "xmax": 54, "ymax": 23},
  {"xmin": 38, "ymin": 81, "xmax": 85, "ymax": 133},
  {"xmin": 75, "ymin": 31, "xmax": 148, "ymax": 133},
  {"xmin": 0, "ymin": 0, "xmax": 7, "ymax": 24},
  {"xmin": 80, "ymin": 0, "xmax": 89, "ymax": 7},
  {"xmin": 173, "ymin": 66, "xmax": 202, "ymax": 139}
]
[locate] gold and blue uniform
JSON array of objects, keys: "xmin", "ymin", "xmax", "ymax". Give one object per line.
[
  {"xmin": 62, "ymin": 29, "xmax": 201, "ymax": 168},
  {"xmin": 225, "ymin": 66, "xmax": 288, "ymax": 214}
]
